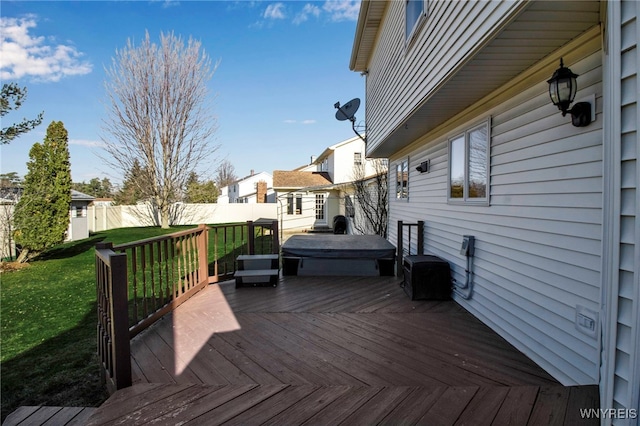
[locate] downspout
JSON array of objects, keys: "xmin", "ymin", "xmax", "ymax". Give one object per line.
[{"xmin": 452, "ymin": 235, "xmax": 475, "ymax": 300}]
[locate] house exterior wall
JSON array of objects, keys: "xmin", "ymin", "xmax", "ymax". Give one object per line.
[
  {"xmin": 365, "ymin": 0, "xmax": 523, "ymax": 153},
  {"xmin": 225, "ymin": 172, "xmax": 274, "ymax": 203},
  {"xmin": 327, "ymin": 137, "xmax": 373, "ymax": 184},
  {"xmin": 602, "ymin": 0, "xmax": 640, "ymax": 421},
  {"xmin": 274, "ymin": 190, "xmax": 341, "ymax": 232},
  {"xmin": 384, "ymin": 31, "xmax": 603, "ymax": 386}
]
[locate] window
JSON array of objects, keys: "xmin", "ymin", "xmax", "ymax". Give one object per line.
[
  {"xmin": 315, "ymin": 194, "xmax": 325, "ymax": 220},
  {"xmin": 345, "ymin": 195, "xmax": 355, "ymax": 218},
  {"xmin": 296, "ymin": 194, "xmax": 302, "ymax": 214},
  {"xmin": 396, "ymin": 158, "xmax": 409, "ymax": 199},
  {"xmin": 354, "ymin": 152, "xmax": 362, "ymax": 165},
  {"xmin": 286, "ymin": 193, "xmax": 303, "ymax": 215},
  {"xmin": 448, "ymin": 120, "xmax": 490, "ymax": 203},
  {"xmin": 406, "ymin": 0, "xmax": 427, "ymax": 41},
  {"xmin": 287, "ymin": 194, "xmax": 294, "ymax": 215}
]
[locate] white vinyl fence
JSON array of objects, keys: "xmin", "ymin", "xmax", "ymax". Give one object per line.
[{"xmin": 89, "ymin": 203, "xmax": 278, "ymax": 232}]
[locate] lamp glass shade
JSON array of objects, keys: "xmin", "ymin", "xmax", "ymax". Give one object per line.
[{"xmin": 547, "ymin": 59, "xmax": 578, "ymax": 114}]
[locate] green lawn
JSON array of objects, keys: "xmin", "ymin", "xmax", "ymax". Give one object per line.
[{"xmin": 0, "ymin": 226, "xmax": 214, "ymax": 421}]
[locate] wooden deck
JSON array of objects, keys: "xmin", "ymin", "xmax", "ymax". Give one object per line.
[{"xmin": 86, "ymin": 276, "xmax": 599, "ymax": 425}]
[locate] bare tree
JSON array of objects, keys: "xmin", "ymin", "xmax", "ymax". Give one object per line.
[
  {"xmin": 215, "ymin": 159, "xmax": 238, "ymax": 188},
  {"xmin": 350, "ymin": 158, "xmax": 389, "ymax": 237},
  {"xmin": 102, "ymin": 31, "xmax": 219, "ymax": 228}
]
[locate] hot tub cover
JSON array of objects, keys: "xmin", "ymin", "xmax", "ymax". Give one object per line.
[{"xmin": 282, "ymin": 234, "xmax": 395, "ymax": 259}]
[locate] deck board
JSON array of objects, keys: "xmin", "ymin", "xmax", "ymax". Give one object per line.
[
  {"xmin": 83, "ymin": 275, "xmax": 598, "ymax": 425},
  {"xmin": 3, "ymin": 407, "xmax": 97, "ymax": 426}
]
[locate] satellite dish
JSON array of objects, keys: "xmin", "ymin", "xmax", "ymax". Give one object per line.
[{"xmin": 335, "ymin": 98, "xmax": 360, "ymax": 121}]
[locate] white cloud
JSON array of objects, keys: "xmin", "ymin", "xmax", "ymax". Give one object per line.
[
  {"xmin": 161, "ymin": 1, "xmax": 180, "ymax": 9},
  {"xmin": 322, "ymin": 0, "xmax": 360, "ymax": 22},
  {"xmin": 69, "ymin": 139, "xmax": 104, "ymax": 147},
  {"xmin": 293, "ymin": 4, "xmax": 322, "ymax": 25},
  {"xmin": 264, "ymin": 3, "xmax": 286, "ymax": 20},
  {"xmin": 284, "ymin": 119, "xmax": 316, "ymax": 125},
  {"xmin": 0, "ymin": 16, "xmax": 92, "ymax": 82}
]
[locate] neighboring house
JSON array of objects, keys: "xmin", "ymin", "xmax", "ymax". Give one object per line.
[
  {"xmin": 218, "ymin": 170, "xmax": 274, "ymax": 204},
  {"xmin": 67, "ymin": 190, "xmax": 94, "ymax": 241},
  {"xmin": 0, "ymin": 187, "xmax": 22, "ymax": 260},
  {"xmin": 273, "ymin": 135, "xmax": 385, "ymax": 233},
  {"xmin": 217, "ymin": 186, "xmax": 229, "ymax": 204},
  {"xmin": 351, "ymin": 0, "xmax": 639, "ymax": 419},
  {"xmin": 273, "ymin": 169, "xmax": 334, "ymax": 232}
]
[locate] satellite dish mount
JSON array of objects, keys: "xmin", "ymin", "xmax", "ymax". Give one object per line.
[{"xmin": 334, "ymin": 98, "xmax": 366, "ymax": 143}]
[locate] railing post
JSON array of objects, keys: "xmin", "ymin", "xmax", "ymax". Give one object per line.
[
  {"xmin": 197, "ymin": 224, "xmax": 209, "ymax": 284},
  {"xmin": 417, "ymin": 220, "xmax": 424, "ymax": 255},
  {"xmin": 397, "ymin": 220, "xmax": 404, "ymax": 277},
  {"xmin": 271, "ymin": 220, "xmax": 280, "ymax": 254},
  {"xmin": 110, "ymin": 249, "xmax": 131, "ymax": 390},
  {"xmin": 247, "ymin": 220, "xmax": 255, "ymax": 255},
  {"xmin": 96, "ymin": 242, "xmax": 131, "ymax": 392}
]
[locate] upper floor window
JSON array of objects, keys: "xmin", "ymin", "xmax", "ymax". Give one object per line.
[
  {"xmin": 406, "ymin": 0, "xmax": 427, "ymax": 41},
  {"xmin": 396, "ymin": 158, "xmax": 409, "ymax": 199},
  {"xmin": 354, "ymin": 152, "xmax": 362, "ymax": 165},
  {"xmin": 448, "ymin": 119, "xmax": 490, "ymax": 204}
]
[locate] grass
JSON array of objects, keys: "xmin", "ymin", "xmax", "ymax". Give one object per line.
[{"xmin": 0, "ymin": 225, "xmax": 223, "ymax": 422}]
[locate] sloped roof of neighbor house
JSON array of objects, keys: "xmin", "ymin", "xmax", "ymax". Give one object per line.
[
  {"xmin": 273, "ymin": 170, "xmax": 332, "ymax": 189},
  {"xmin": 71, "ymin": 189, "xmax": 95, "ymax": 201}
]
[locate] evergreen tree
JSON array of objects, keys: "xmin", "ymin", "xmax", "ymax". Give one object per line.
[
  {"xmin": 185, "ymin": 172, "xmax": 218, "ymax": 203},
  {"xmin": 1, "ymin": 83, "xmax": 44, "ymax": 144},
  {"xmin": 14, "ymin": 121, "xmax": 72, "ymax": 261},
  {"xmin": 113, "ymin": 160, "xmax": 148, "ymax": 205},
  {"xmin": 72, "ymin": 177, "xmax": 113, "ymax": 198}
]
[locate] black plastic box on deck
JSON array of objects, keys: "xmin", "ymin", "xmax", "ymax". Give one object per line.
[{"xmin": 402, "ymin": 255, "xmax": 451, "ymax": 300}]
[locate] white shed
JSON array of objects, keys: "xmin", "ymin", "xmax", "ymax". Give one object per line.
[{"xmin": 67, "ymin": 190, "xmax": 94, "ymax": 241}]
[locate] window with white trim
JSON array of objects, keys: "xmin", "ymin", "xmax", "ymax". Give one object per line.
[
  {"xmin": 406, "ymin": 0, "xmax": 427, "ymax": 41},
  {"xmin": 448, "ymin": 120, "xmax": 490, "ymax": 203},
  {"xmin": 396, "ymin": 158, "xmax": 409, "ymax": 199},
  {"xmin": 287, "ymin": 194, "xmax": 303, "ymax": 215}
]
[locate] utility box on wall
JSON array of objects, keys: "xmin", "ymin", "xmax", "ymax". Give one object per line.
[{"xmin": 402, "ymin": 255, "xmax": 451, "ymax": 300}]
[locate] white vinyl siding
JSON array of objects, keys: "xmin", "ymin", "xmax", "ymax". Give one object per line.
[
  {"xmin": 366, "ymin": 0, "xmax": 522, "ymax": 153},
  {"xmin": 388, "ymin": 47, "xmax": 603, "ymax": 385},
  {"xmin": 603, "ymin": 0, "xmax": 640, "ymax": 421}
]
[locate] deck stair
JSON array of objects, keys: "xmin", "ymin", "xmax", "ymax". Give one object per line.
[{"xmin": 234, "ymin": 254, "xmax": 279, "ymax": 288}]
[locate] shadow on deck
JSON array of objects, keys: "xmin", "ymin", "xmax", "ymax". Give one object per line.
[{"xmin": 86, "ymin": 275, "xmax": 599, "ymax": 425}]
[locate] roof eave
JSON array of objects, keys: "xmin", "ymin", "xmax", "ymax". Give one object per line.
[{"xmin": 350, "ymin": 0, "xmax": 387, "ymax": 72}]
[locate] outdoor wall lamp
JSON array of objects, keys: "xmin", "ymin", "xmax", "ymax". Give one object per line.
[
  {"xmin": 416, "ymin": 160, "xmax": 430, "ymax": 173},
  {"xmin": 547, "ymin": 58, "xmax": 591, "ymax": 127}
]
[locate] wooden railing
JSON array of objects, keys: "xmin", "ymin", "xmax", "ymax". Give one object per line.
[
  {"xmin": 95, "ymin": 220, "xmax": 279, "ymax": 393},
  {"xmin": 113, "ymin": 224, "xmax": 210, "ymax": 337},
  {"xmin": 397, "ymin": 220, "xmax": 424, "ymax": 277},
  {"xmin": 210, "ymin": 220, "xmax": 279, "ymax": 282}
]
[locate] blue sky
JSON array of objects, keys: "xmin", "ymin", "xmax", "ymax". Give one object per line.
[{"xmin": 1, "ymin": 0, "xmax": 365, "ymax": 185}]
